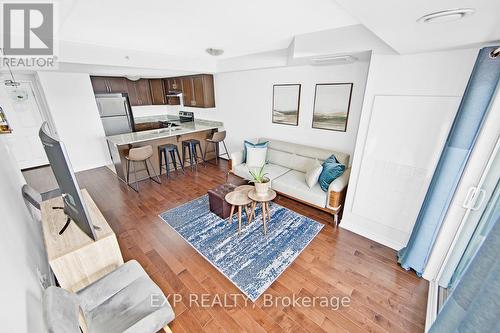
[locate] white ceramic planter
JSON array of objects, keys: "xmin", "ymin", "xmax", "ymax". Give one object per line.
[{"xmin": 254, "ymin": 178, "xmax": 270, "ymax": 195}]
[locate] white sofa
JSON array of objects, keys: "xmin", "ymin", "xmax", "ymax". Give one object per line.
[{"xmin": 230, "ymin": 138, "xmax": 351, "ymax": 223}]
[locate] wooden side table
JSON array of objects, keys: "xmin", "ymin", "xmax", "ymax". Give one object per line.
[
  {"xmin": 248, "ymin": 189, "xmax": 277, "ymax": 235},
  {"xmin": 40, "ymin": 189, "xmax": 123, "ymax": 293},
  {"xmin": 225, "ymin": 190, "xmax": 253, "ymax": 235},
  {"xmin": 234, "ymin": 185, "xmax": 254, "ymax": 193}
]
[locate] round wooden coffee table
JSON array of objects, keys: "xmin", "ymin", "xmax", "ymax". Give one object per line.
[
  {"xmin": 225, "ymin": 190, "xmax": 252, "ymax": 235},
  {"xmin": 234, "ymin": 185, "xmax": 254, "ymax": 194},
  {"xmin": 248, "ymin": 189, "xmax": 277, "ymax": 235}
]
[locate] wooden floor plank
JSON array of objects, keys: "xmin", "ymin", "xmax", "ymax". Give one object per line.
[{"xmin": 67, "ymin": 161, "xmax": 428, "ymax": 333}]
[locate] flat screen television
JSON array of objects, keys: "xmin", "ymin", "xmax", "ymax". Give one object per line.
[{"xmin": 39, "ymin": 122, "xmax": 96, "ymax": 240}]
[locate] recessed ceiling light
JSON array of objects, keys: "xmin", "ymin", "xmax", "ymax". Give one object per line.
[
  {"xmin": 417, "ymin": 8, "xmax": 475, "ymax": 24},
  {"xmin": 206, "ymin": 48, "xmax": 224, "ymax": 56}
]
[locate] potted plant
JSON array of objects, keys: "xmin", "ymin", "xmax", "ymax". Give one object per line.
[{"xmin": 249, "ymin": 165, "xmax": 270, "ymax": 195}]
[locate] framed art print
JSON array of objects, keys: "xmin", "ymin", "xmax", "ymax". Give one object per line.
[
  {"xmin": 312, "ymin": 83, "xmax": 353, "ymax": 131},
  {"xmin": 272, "ymin": 84, "xmax": 301, "ymax": 126}
]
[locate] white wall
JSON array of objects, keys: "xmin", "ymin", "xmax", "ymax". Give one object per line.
[
  {"xmin": 132, "ymin": 60, "xmax": 370, "ymax": 160},
  {"xmin": 211, "ymin": 60, "xmax": 370, "ymax": 158},
  {"xmin": 341, "ymin": 48, "xmax": 479, "ymax": 250},
  {"xmin": 0, "ymin": 137, "xmax": 51, "ymax": 332},
  {"xmin": 36, "ymin": 72, "xmax": 112, "ymax": 172}
]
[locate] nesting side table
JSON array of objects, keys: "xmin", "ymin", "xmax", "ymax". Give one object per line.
[{"xmin": 248, "ymin": 189, "xmax": 277, "ymax": 235}]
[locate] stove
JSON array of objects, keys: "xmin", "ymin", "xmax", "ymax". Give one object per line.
[{"xmin": 179, "ymin": 111, "xmax": 194, "ymax": 123}]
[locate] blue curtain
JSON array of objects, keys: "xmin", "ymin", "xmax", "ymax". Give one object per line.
[
  {"xmin": 429, "ymin": 216, "xmax": 499, "ymax": 332},
  {"xmin": 398, "ymin": 47, "xmax": 500, "ymax": 275}
]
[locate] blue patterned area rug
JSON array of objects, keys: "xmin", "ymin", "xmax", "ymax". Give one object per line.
[{"xmin": 159, "ymin": 194, "xmax": 323, "ymax": 301}]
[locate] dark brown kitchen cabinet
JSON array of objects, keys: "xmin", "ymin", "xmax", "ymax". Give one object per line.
[
  {"xmin": 149, "ymin": 79, "xmax": 166, "ymax": 105},
  {"xmin": 166, "ymin": 77, "xmax": 182, "ymax": 91},
  {"xmin": 164, "ymin": 77, "xmax": 181, "ymax": 105},
  {"xmin": 126, "ymin": 79, "xmax": 152, "ymax": 106},
  {"xmin": 181, "ymin": 76, "xmax": 194, "ymax": 107},
  {"xmin": 90, "ymin": 77, "xmax": 108, "ymax": 93},
  {"xmin": 90, "ymin": 74, "xmax": 215, "ymax": 108},
  {"xmin": 181, "ymin": 74, "xmax": 215, "ymax": 108},
  {"xmin": 90, "ymin": 76, "xmax": 127, "ymax": 94}
]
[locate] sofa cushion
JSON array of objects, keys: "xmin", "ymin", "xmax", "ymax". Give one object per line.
[
  {"xmin": 244, "ymin": 140, "xmax": 268, "ymax": 162},
  {"xmin": 258, "ymin": 137, "xmax": 350, "ymax": 166},
  {"xmin": 246, "ymin": 146, "xmax": 267, "ymax": 167},
  {"xmin": 290, "ymin": 154, "xmax": 317, "ymax": 173},
  {"xmin": 305, "ymin": 160, "xmax": 323, "ymax": 188},
  {"xmin": 266, "ymin": 149, "xmax": 294, "ymax": 167},
  {"xmin": 233, "ymin": 163, "xmax": 290, "ymax": 182},
  {"xmin": 272, "ymin": 170, "xmax": 327, "ymax": 208},
  {"xmin": 319, "ymin": 155, "xmax": 346, "ymax": 192}
]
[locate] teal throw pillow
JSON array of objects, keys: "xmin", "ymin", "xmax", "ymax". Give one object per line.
[{"xmin": 318, "ymin": 155, "xmax": 345, "ymax": 192}]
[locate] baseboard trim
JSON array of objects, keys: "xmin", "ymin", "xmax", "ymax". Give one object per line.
[
  {"xmin": 340, "ymin": 217, "xmax": 404, "ymax": 250},
  {"xmin": 425, "ymin": 280, "xmax": 439, "ymax": 332}
]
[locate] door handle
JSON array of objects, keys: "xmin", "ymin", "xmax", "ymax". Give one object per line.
[
  {"xmin": 462, "ymin": 187, "xmax": 476, "ymax": 209},
  {"xmin": 471, "ymin": 189, "xmax": 486, "ymax": 211},
  {"xmin": 463, "ymin": 186, "xmax": 487, "ymax": 211}
]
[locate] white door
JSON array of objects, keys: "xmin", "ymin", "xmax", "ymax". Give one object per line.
[{"xmin": 0, "ymin": 81, "xmax": 49, "ymax": 169}]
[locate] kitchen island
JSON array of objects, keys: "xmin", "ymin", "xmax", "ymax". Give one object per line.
[{"xmin": 106, "ymin": 115, "xmax": 223, "ymax": 182}]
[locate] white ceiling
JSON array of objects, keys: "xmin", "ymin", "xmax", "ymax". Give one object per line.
[
  {"xmin": 5, "ymin": 0, "xmax": 497, "ymax": 74},
  {"xmin": 55, "ymin": 0, "xmax": 359, "ymax": 59},
  {"xmin": 336, "ymin": 0, "xmax": 500, "ymax": 54}
]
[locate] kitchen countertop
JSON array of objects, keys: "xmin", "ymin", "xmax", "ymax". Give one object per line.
[{"xmin": 106, "ymin": 116, "xmax": 223, "ymax": 146}]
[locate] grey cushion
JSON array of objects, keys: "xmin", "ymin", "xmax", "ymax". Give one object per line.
[
  {"xmin": 43, "ymin": 286, "xmax": 81, "ymax": 333},
  {"xmin": 233, "ymin": 162, "xmax": 290, "ymax": 182},
  {"xmin": 43, "ymin": 260, "xmax": 174, "ymax": 333},
  {"xmin": 78, "ymin": 260, "xmax": 174, "ymax": 333},
  {"xmin": 272, "ymin": 170, "xmax": 327, "ymax": 208}
]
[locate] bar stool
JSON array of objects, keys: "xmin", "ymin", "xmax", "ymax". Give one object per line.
[
  {"xmin": 181, "ymin": 139, "xmax": 205, "ymax": 170},
  {"xmin": 125, "ymin": 145, "xmax": 161, "ymax": 192},
  {"xmin": 203, "ymin": 130, "xmax": 230, "ymax": 165},
  {"xmin": 158, "ymin": 143, "xmax": 184, "ymax": 178}
]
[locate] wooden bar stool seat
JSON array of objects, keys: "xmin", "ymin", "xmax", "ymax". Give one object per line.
[
  {"xmin": 125, "ymin": 145, "xmax": 161, "ymax": 192},
  {"xmin": 203, "ymin": 130, "xmax": 230, "ymax": 165}
]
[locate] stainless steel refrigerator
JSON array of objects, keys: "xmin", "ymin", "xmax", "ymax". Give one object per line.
[{"xmin": 95, "ymin": 93, "xmax": 135, "ymax": 136}]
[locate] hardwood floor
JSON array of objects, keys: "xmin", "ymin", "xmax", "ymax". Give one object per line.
[{"xmin": 75, "ymin": 160, "xmax": 428, "ymax": 333}]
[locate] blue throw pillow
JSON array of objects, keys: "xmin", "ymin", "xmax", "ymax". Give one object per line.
[
  {"xmin": 244, "ymin": 140, "xmax": 268, "ymax": 162},
  {"xmin": 318, "ymin": 155, "xmax": 345, "ymax": 192}
]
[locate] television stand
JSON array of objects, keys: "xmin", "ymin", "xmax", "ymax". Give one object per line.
[
  {"xmin": 51, "ymin": 206, "xmax": 102, "ymax": 235},
  {"xmin": 41, "ymin": 189, "xmax": 123, "ymax": 293}
]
